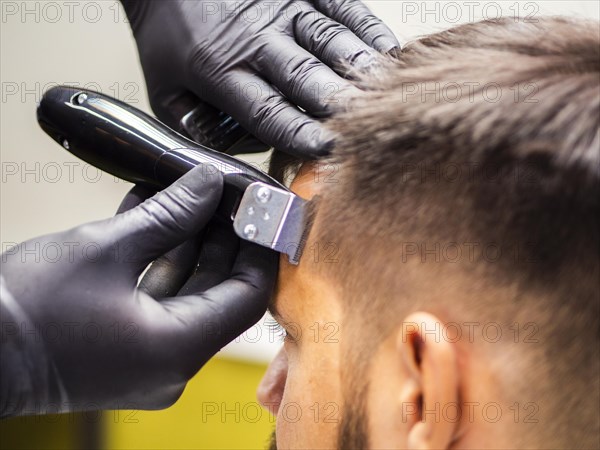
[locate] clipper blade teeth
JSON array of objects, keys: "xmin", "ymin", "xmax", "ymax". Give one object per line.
[{"xmin": 290, "ymin": 196, "xmax": 320, "ymax": 265}]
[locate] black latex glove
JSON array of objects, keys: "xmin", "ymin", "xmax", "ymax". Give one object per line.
[
  {"xmin": 0, "ymin": 164, "xmax": 277, "ymax": 417},
  {"xmin": 121, "ymin": 0, "xmax": 400, "ymax": 158}
]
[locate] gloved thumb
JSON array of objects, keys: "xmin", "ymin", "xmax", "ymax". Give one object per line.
[{"xmin": 108, "ymin": 163, "xmax": 223, "ymax": 269}]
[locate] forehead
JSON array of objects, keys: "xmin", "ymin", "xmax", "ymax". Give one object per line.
[{"xmin": 289, "ymin": 163, "xmax": 320, "ymax": 200}]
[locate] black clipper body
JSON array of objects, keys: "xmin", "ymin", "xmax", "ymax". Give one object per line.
[{"xmin": 37, "ymin": 86, "xmax": 314, "ymax": 264}]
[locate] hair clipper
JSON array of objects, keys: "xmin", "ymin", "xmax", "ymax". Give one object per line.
[{"xmin": 36, "ymin": 86, "xmax": 315, "ymax": 264}]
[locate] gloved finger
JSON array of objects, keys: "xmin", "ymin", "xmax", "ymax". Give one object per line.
[
  {"xmin": 257, "ymin": 37, "xmax": 360, "ymax": 116},
  {"xmin": 293, "ymin": 9, "xmax": 379, "ymax": 73},
  {"xmin": 190, "ymin": 74, "xmax": 334, "ymax": 158},
  {"xmin": 159, "ymin": 242, "xmax": 278, "ymax": 357},
  {"xmin": 115, "ymin": 184, "xmax": 156, "ymax": 214},
  {"xmin": 177, "ymin": 224, "xmax": 239, "ymax": 296},
  {"xmin": 138, "ymin": 236, "xmax": 201, "ymax": 298},
  {"xmin": 116, "ymin": 183, "xmax": 200, "ymax": 297},
  {"xmin": 314, "ymin": 0, "xmax": 400, "ymax": 53},
  {"xmin": 108, "ymin": 163, "xmax": 223, "ymax": 269}
]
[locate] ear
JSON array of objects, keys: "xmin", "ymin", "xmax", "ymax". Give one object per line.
[{"xmin": 398, "ymin": 312, "xmax": 460, "ymax": 450}]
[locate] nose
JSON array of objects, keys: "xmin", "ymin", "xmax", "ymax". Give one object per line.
[{"xmin": 257, "ymin": 347, "xmax": 288, "ymax": 416}]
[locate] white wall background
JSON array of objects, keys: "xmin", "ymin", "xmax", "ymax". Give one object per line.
[{"xmin": 1, "ymin": 1, "xmax": 598, "ymax": 362}]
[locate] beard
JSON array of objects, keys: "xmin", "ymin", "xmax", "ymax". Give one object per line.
[
  {"xmin": 337, "ymin": 391, "xmax": 370, "ymax": 449},
  {"xmin": 266, "ymin": 390, "xmax": 369, "ymax": 450},
  {"xmin": 268, "ymin": 430, "xmax": 277, "ymax": 450}
]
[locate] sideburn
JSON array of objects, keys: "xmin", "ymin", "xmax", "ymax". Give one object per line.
[{"xmin": 338, "ymin": 376, "xmax": 371, "ymax": 448}]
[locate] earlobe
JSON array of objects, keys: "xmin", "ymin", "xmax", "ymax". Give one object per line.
[{"xmin": 398, "ymin": 312, "xmax": 460, "ymax": 450}]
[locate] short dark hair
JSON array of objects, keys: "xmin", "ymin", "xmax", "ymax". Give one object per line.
[{"xmin": 272, "ymin": 16, "xmax": 599, "ymax": 447}]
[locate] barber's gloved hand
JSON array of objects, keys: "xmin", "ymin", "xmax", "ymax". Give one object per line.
[
  {"xmin": 121, "ymin": 0, "xmax": 399, "ymax": 158},
  {"xmin": 0, "ymin": 164, "xmax": 277, "ymax": 417}
]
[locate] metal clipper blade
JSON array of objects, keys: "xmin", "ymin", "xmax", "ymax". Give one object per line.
[{"xmin": 233, "ymin": 182, "xmax": 317, "ymax": 265}]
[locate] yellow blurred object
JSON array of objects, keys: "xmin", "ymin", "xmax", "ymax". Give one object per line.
[
  {"xmin": 106, "ymin": 357, "xmax": 274, "ymax": 450},
  {"xmin": 0, "ymin": 357, "xmax": 273, "ymax": 450}
]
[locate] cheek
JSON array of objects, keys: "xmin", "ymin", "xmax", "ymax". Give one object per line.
[
  {"xmin": 276, "ymin": 339, "xmax": 344, "ymax": 448},
  {"xmin": 366, "ymin": 339, "xmax": 411, "ymax": 448}
]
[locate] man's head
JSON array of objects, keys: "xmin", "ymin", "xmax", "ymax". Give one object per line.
[{"xmin": 258, "ymin": 17, "xmax": 599, "ymax": 449}]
